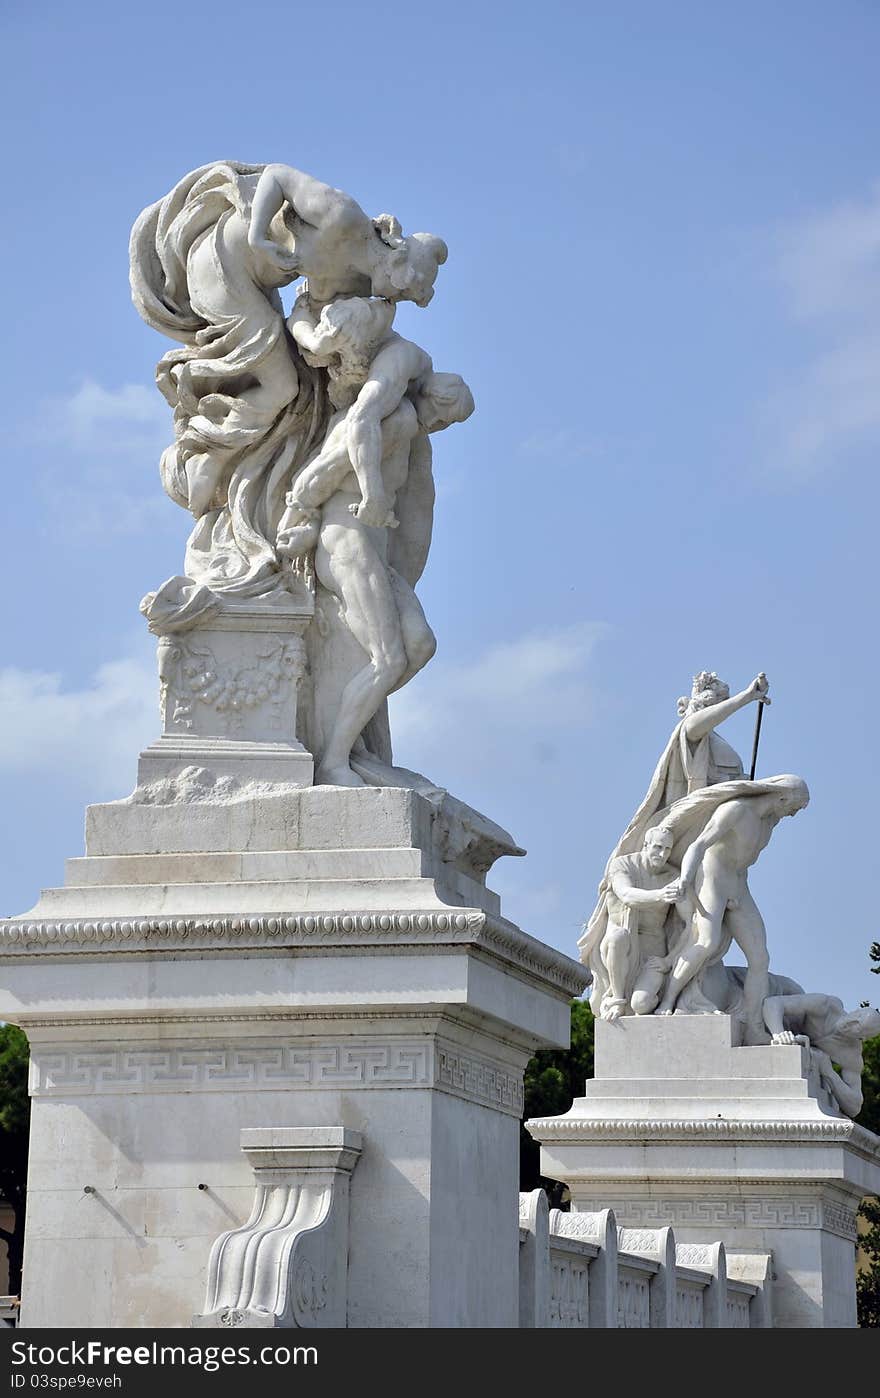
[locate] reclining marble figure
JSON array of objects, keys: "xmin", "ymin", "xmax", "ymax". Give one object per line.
[{"xmin": 763, "ymin": 992, "xmax": 880, "ymax": 1117}]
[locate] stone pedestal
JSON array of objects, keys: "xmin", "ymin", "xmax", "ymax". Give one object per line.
[
  {"xmin": 527, "ymin": 1015, "xmax": 880, "ymax": 1328},
  {"xmin": 0, "ymin": 784, "xmax": 585, "ymax": 1329},
  {"xmin": 141, "ymin": 594, "xmax": 314, "ymax": 785}
]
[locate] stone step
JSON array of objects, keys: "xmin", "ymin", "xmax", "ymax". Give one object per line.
[
  {"xmin": 85, "ymin": 785, "xmax": 435, "ymax": 856},
  {"xmin": 65, "ymin": 848, "xmax": 426, "ymax": 887},
  {"xmin": 579, "ymin": 1076, "xmax": 814, "ymax": 1100},
  {"xmin": 22, "ymin": 876, "xmax": 470, "ymax": 919}
]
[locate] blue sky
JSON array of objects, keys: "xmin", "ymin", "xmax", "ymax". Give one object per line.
[{"xmin": 1, "ymin": 1, "xmax": 878, "ymax": 1010}]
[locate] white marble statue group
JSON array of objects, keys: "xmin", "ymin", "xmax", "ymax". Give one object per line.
[
  {"xmin": 129, "ymin": 163, "xmax": 876, "ymax": 1123},
  {"xmin": 579, "ymin": 670, "xmax": 880, "ymax": 1117},
  {"xmin": 130, "ymin": 161, "xmax": 472, "ymax": 786}
]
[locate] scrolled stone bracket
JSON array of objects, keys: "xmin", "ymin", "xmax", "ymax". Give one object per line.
[{"xmin": 193, "ymin": 1127, "xmax": 362, "ymax": 1329}]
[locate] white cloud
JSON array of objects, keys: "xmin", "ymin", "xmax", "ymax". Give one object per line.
[
  {"xmin": 766, "ymin": 333, "xmax": 880, "ymax": 474},
  {"xmin": 774, "ymin": 185, "xmax": 880, "ymax": 321},
  {"xmin": 0, "ymin": 639, "xmax": 157, "ymax": 791},
  {"xmin": 62, "ymin": 381, "xmax": 167, "ymax": 443},
  {"xmin": 764, "ymin": 186, "xmax": 880, "ymax": 475},
  {"xmin": 390, "ymin": 621, "xmax": 607, "ymax": 774},
  {"xmin": 517, "ymin": 427, "xmax": 597, "ymax": 460},
  {"xmin": 28, "ymin": 380, "xmax": 175, "ymax": 537},
  {"xmin": 0, "ymin": 620, "xmax": 604, "ymax": 819},
  {"xmin": 38, "ymin": 379, "xmax": 168, "ymax": 459}
]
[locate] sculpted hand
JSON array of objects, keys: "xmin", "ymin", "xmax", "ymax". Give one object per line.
[
  {"xmin": 349, "ymin": 498, "xmax": 399, "ymax": 528},
  {"xmin": 643, "ymin": 956, "xmax": 670, "ymax": 974},
  {"xmin": 749, "ymin": 673, "xmax": 771, "ymax": 705},
  {"xmin": 277, "ymin": 498, "xmax": 320, "ymax": 561},
  {"xmin": 249, "ymin": 236, "xmax": 299, "ymax": 281},
  {"xmin": 771, "ymin": 1030, "xmax": 797, "ymax": 1046},
  {"xmin": 292, "ymin": 315, "xmax": 339, "ymax": 364},
  {"xmin": 661, "ymin": 880, "xmax": 685, "ymax": 903},
  {"xmin": 309, "ymin": 322, "xmax": 340, "ymax": 357},
  {"xmin": 277, "ymin": 515, "xmax": 319, "ymax": 561}
]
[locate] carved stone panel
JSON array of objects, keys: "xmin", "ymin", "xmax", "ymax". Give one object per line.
[
  {"xmin": 617, "ymin": 1270, "xmax": 651, "ymax": 1328},
  {"xmin": 549, "ymin": 1254, "xmax": 589, "ymax": 1328},
  {"xmin": 675, "ymin": 1284, "xmax": 705, "ymax": 1328}
]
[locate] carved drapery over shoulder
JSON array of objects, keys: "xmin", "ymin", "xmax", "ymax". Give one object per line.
[{"xmin": 131, "ymin": 162, "xmax": 327, "ymax": 625}]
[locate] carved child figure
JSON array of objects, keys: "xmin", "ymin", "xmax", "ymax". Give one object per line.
[{"xmin": 276, "ymin": 296, "xmax": 474, "ymax": 785}]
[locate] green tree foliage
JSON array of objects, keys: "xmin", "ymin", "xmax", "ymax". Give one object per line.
[
  {"xmin": 858, "ymin": 1032, "xmax": 880, "ymax": 1138},
  {"xmin": 520, "ymin": 999, "xmax": 594, "ymax": 1204},
  {"xmin": 856, "ymin": 940, "xmax": 880, "ymax": 1326},
  {"xmin": 0, "ymin": 1025, "xmax": 30, "ymax": 1298},
  {"xmin": 858, "ymin": 1194, "xmax": 880, "ymax": 1328}
]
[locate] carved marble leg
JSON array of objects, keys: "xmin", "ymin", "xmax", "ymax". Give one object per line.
[{"xmin": 193, "ymin": 1128, "xmax": 362, "ymax": 1329}]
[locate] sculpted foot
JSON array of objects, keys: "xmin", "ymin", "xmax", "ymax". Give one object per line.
[{"xmin": 315, "ymin": 762, "xmax": 365, "ymax": 788}]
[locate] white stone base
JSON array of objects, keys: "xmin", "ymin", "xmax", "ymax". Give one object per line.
[
  {"xmin": 0, "ymin": 784, "xmax": 586, "ymax": 1328},
  {"xmin": 137, "ymin": 735, "xmax": 313, "ymax": 786},
  {"xmin": 527, "ymin": 1015, "xmax": 880, "ymax": 1328},
  {"xmin": 142, "ymin": 597, "xmax": 314, "ymax": 785}
]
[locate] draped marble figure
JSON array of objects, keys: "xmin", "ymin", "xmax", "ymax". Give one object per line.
[
  {"xmin": 129, "ymin": 161, "xmax": 469, "ymax": 786},
  {"xmin": 579, "ymin": 672, "xmax": 772, "ymax": 1002},
  {"xmin": 580, "ymin": 671, "xmax": 812, "ymax": 1048}
]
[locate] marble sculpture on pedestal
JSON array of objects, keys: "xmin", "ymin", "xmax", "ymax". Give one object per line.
[
  {"xmin": 0, "ymin": 159, "xmax": 584, "ymax": 1330},
  {"xmin": 130, "ymin": 160, "xmax": 471, "ymax": 788},
  {"xmin": 2, "ymin": 155, "xmax": 873, "ymax": 1329},
  {"xmin": 580, "ymin": 670, "xmax": 875, "ymax": 1113}
]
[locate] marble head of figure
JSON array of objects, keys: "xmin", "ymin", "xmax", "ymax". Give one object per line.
[
  {"xmin": 369, "ymin": 220, "xmax": 449, "ymax": 307},
  {"xmin": 643, "ymin": 825, "xmax": 674, "ymax": 870},
  {"xmin": 677, "ymin": 671, "xmax": 731, "ymax": 717}
]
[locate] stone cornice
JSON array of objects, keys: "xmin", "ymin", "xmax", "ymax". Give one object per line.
[
  {"xmin": 479, "ymin": 916, "xmax": 588, "ymax": 996},
  {"xmin": 0, "ymin": 909, "xmax": 587, "ymax": 998},
  {"xmin": 527, "ymin": 1115, "xmax": 880, "ymax": 1154},
  {"xmin": 0, "ymin": 908, "xmax": 482, "ymax": 948}
]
